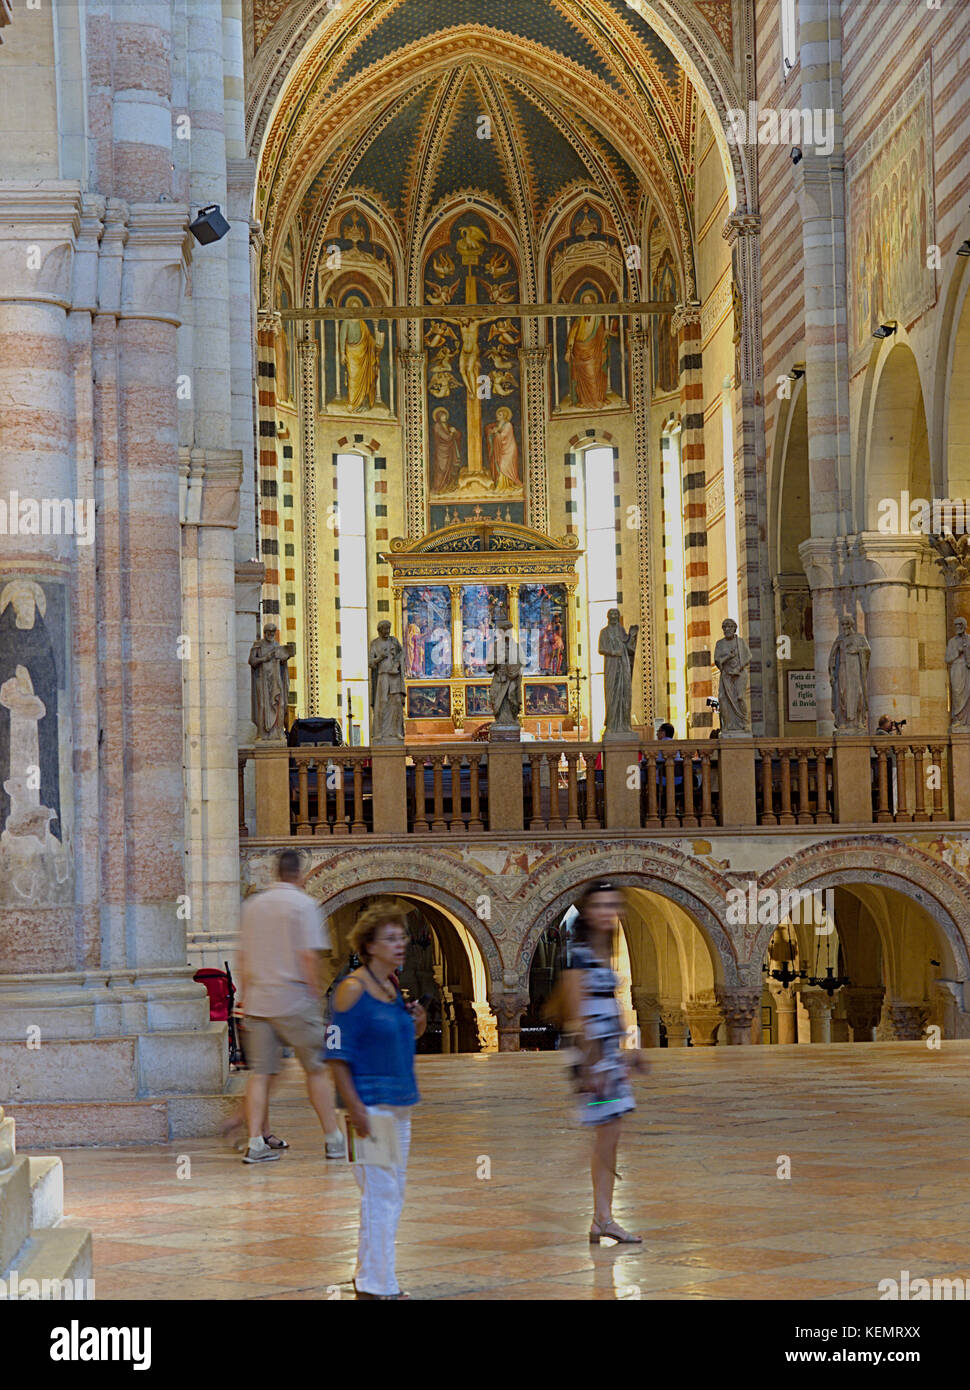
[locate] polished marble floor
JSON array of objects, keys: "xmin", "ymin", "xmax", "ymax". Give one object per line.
[{"xmin": 56, "ymin": 1043, "xmax": 970, "ymax": 1300}]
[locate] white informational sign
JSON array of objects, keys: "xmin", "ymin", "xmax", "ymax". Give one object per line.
[{"xmin": 787, "ymin": 669, "xmax": 816, "ymax": 722}]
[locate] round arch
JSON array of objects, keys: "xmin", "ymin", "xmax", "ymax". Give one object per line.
[
  {"xmin": 751, "ymin": 840, "xmax": 970, "ymax": 983},
  {"xmin": 301, "ymin": 861, "xmax": 502, "ymax": 992},
  {"xmin": 856, "ymin": 337, "xmax": 933, "ymax": 530},
  {"xmin": 510, "ymin": 847, "xmax": 740, "ymax": 987}
]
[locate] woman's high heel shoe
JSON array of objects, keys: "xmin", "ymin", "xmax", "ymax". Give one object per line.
[{"xmin": 589, "ymin": 1218, "xmax": 643, "ymax": 1245}]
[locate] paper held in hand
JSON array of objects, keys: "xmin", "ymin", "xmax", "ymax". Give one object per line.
[{"xmin": 345, "ymin": 1109, "xmax": 402, "ymax": 1167}]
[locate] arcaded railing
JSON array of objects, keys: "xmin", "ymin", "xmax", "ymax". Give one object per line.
[{"xmin": 237, "ymin": 732, "xmax": 970, "ymax": 839}]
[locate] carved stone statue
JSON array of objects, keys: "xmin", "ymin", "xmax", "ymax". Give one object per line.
[
  {"xmin": 249, "ymin": 624, "xmax": 290, "ymax": 742},
  {"xmin": 486, "ymin": 617, "xmax": 523, "ymax": 738},
  {"xmin": 946, "ymin": 616, "xmax": 970, "ymax": 731},
  {"xmin": 369, "ymin": 620, "xmax": 406, "ymax": 745},
  {"xmin": 714, "ymin": 618, "xmax": 752, "ymax": 734},
  {"xmin": 828, "ymin": 615, "xmax": 870, "ymax": 732},
  {"xmin": 598, "ymin": 608, "xmax": 638, "ymax": 738}
]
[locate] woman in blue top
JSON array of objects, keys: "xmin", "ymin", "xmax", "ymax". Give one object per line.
[{"xmin": 327, "ymin": 900, "xmax": 426, "ymax": 1300}]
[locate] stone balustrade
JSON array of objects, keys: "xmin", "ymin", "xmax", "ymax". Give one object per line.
[{"xmin": 238, "ymin": 732, "xmax": 970, "ymax": 839}]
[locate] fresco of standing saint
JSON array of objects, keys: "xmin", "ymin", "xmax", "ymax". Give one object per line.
[
  {"xmin": 565, "ymin": 291, "xmax": 614, "ymax": 408},
  {"xmin": 484, "ymin": 407, "xmax": 520, "ymax": 491},
  {"xmin": 430, "ymin": 408, "xmax": 463, "ymax": 491},
  {"xmin": 339, "ymin": 295, "xmax": 382, "ymax": 411}
]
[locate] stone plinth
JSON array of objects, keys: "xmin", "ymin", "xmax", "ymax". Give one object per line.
[
  {"xmin": 832, "ymin": 736, "xmax": 873, "ymax": 823},
  {"xmin": 486, "ymin": 748, "xmax": 525, "ymax": 832},
  {"xmin": 717, "ymin": 738, "xmax": 757, "ymax": 825},
  {"xmin": 603, "ymin": 741, "xmax": 640, "ymax": 829},
  {"xmin": 371, "ymin": 749, "xmax": 408, "ymax": 834}
]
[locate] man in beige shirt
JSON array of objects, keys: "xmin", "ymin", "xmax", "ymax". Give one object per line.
[{"xmin": 238, "ymin": 849, "xmax": 345, "ymax": 1164}]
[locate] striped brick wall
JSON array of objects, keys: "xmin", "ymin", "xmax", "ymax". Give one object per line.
[
  {"xmin": 255, "ymin": 311, "xmax": 281, "ymax": 625},
  {"xmin": 842, "ymin": 0, "xmax": 970, "ymax": 259},
  {"xmin": 756, "ymin": 0, "xmax": 806, "ymax": 479},
  {"xmin": 675, "ymin": 305, "xmax": 713, "ymax": 726}
]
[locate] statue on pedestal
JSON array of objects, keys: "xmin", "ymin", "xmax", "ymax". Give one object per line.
[
  {"xmin": 713, "ymin": 618, "xmax": 751, "ymax": 734},
  {"xmin": 487, "ymin": 617, "xmax": 523, "ymax": 738},
  {"xmin": 946, "ymin": 616, "xmax": 970, "ymax": 731},
  {"xmin": 599, "ymin": 608, "xmax": 638, "ymax": 738},
  {"xmin": 369, "ymin": 620, "xmax": 406, "ymax": 745},
  {"xmin": 249, "ymin": 624, "xmax": 290, "ymax": 742},
  {"xmin": 828, "ymin": 615, "xmax": 870, "ymax": 732}
]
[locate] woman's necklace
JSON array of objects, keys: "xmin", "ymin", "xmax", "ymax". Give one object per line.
[{"xmin": 365, "ymin": 964, "xmax": 396, "ymax": 1001}]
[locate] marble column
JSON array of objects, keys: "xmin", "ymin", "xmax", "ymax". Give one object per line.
[
  {"xmin": 794, "ymin": 0, "xmax": 852, "ymax": 548},
  {"xmin": 685, "ymin": 994, "xmax": 725, "ymax": 1047},
  {"xmin": 0, "ymin": 184, "xmax": 83, "ymax": 971},
  {"xmin": 181, "ymin": 449, "xmax": 243, "ymax": 970},
  {"xmin": 802, "ymin": 989, "xmax": 835, "ymax": 1043},
  {"xmin": 631, "ymin": 987, "xmax": 662, "ymax": 1048},
  {"xmin": 298, "ymin": 334, "xmax": 320, "ymax": 714},
  {"xmin": 630, "ymin": 325, "xmax": 657, "ymax": 726},
  {"xmin": 854, "ymin": 535, "xmax": 923, "ymax": 726},
  {"xmin": 520, "ymin": 345, "xmax": 550, "ymax": 532},
  {"xmin": 673, "ymin": 301, "xmax": 713, "ymax": 728},
  {"xmin": 660, "ymin": 1002, "xmax": 688, "ymax": 1047},
  {"xmin": 399, "ymin": 346, "xmax": 426, "ymax": 538},
  {"xmin": 715, "ymin": 985, "xmax": 762, "ymax": 1045},
  {"xmin": 769, "ymin": 984, "xmax": 798, "ymax": 1044},
  {"xmin": 490, "ymin": 992, "xmax": 530, "ymax": 1052},
  {"xmin": 723, "ymin": 213, "xmax": 776, "ymax": 733},
  {"xmin": 843, "ymin": 985, "xmax": 884, "ymax": 1042},
  {"xmin": 889, "ymin": 1002, "xmax": 929, "ymax": 1040}
]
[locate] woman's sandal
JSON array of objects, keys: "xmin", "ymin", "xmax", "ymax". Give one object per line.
[
  {"xmin": 262, "ymin": 1133, "xmax": 289, "ymax": 1150},
  {"xmin": 589, "ymin": 1218, "xmax": 643, "ymax": 1245}
]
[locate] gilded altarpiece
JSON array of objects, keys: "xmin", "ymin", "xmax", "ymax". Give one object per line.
[{"xmin": 382, "ymin": 521, "xmax": 580, "ymax": 736}]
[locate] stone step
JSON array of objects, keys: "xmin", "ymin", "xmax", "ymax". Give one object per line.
[
  {"xmin": 28, "ymin": 1156, "xmax": 63, "ymax": 1229},
  {"xmin": 11, "ymin": 1075, "xmax": 247, "ymax": 1148},
  {"xmin": 7, "ymin": 1226, "xmax": 94, "ymax": 1298},
  {"xmin": 1, "ymin": 1023, "xmax": 228, "ymax": 1103},
  {"xmin": 0, "ymin": 1156, "xmax": 32, "ymax": 1276}
]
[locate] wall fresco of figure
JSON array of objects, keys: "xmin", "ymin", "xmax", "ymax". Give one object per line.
[
  {"xmin": 652, "ymin": 249, "xmax": 679, "ymax": 394},
  {"xmin": 424, "ymin": 212, "xmax": 524, "ymax": 505},
  {"xmin": 548, "ymin": 204, "xmax": 627, "ymax": 415},
  {"xmin": 847, "ymin": 62, "xmax": 935, "ymax": 371},
  {"xmin": 519, "ymin": 583, "xmax": 568, "ymax": 675},
  {"xmin": 461, "ymin": 583, "xmax": 509, "ymax": 675},
  {"xmin": 0, "ymin": 573, "xmax": 73, "ymax": 907},
  {"xmin": 403, "ymin": 586, "xmax": 453, "ymax": 678},
  {"xmin": 319, "ymin": 209, "xmax": 395, "ymax": 417}
]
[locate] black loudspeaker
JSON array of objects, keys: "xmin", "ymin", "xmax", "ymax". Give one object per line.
[{"xmin": 188, "ymin": 204, "xmax": 231, "ymax": 245}]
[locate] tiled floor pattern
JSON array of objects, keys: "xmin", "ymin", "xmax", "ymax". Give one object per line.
[{"xmin": 55, "ymin": 1043, "xmax": 970, "ymax": 1300}]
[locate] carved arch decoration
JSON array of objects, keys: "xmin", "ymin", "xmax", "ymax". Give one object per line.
[
  {"xmin": 248, "ymin": 1, "xmax": 756, "ymax": 319},
  {"xmin": 749, "ymin": 838, "xmax": 970, "ymax": 984}
]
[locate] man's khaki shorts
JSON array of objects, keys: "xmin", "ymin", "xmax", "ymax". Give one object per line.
[{"xmin": 244, "ymin": 1003, "xmax": 326, "ymax": 1076}]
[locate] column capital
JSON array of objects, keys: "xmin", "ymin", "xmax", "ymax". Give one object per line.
[
  {"xmin": 672, "ymin": 300, "xmax": 702, "ymax": 333},
  {"xmin": 179, "ymin": 447, "xmax": 243, "ymax": 529},
  {"xmin": 297, "ymin": 335, "xmax": 319, "ymax": 362},
  {"xmin": 715, "ymin": 984, "xmax": 761, "ymax": 1017},
  {"xmin": 120, "ymin": 204, "xmax": 192, "ymax": 325},
  {"xmin": 851, "ymin": 531, "xmax": 926, "ymax": 585},
  {"xmin": 257, "ymin": 308, "xmax": 282, "ymax": 336},
  {"xmin": 929, "ymin": 533, "xmax": 970, "ymax": 587},
  {"xmin": 800, "ymin": 988, "xmax": 836, "ymax": 1020},
  {"xmin": 722, "ymin": 211, "xmax": 762, "ymax": 244},
  {"xmin": 0, "ymin": 180, "xmax": 84, "ymax": 310}
]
